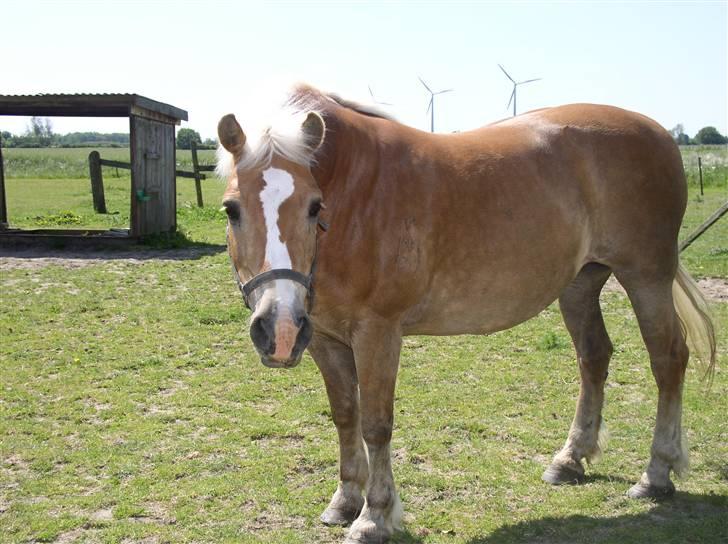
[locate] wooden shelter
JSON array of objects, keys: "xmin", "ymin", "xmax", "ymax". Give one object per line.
[{"xmin": 0, "ymin": 94, "xmax": 188, "ymax": 242}]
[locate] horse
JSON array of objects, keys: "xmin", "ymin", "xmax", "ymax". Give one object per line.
[{"xmin": 217, "ymin": 84, "xmax": 716, "ymax": 544}]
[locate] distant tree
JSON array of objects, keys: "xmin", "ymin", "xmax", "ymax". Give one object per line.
[
  {"xmin": 0, "ymin": 130, "xmax": 11, "ymax": 142},
  {"xmin": 669, "ymin": 124, "xmax": 693, "ymax": 145},
  {"xmin": 55, "ymin": 131, "xmax": 130, "ymax": 147},
  {"xmin": 694, "ymin": 126, "xmax": 727, "ymax": 145},
  {"xmin": 43, "ymin": 118, "xmax": 53, "ymax": 141},
  {"xmin": 676, "ymin": 133, "xmax": 691, "ymax": 145},
  {"xmin": 202, "ymin": 138, "xmax": 218, "ymax": 149},
  {"xmin": 26, "ymin": 116, "xmax": 54, "ymax": 146},
  {"xmin": 176, "ymin": 128, "xmax": 202, "ymax": 149}
]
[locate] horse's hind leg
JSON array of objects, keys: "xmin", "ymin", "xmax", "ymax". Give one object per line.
[
  {"xmin": 544, "ymin": 263, "xmax": 613, "ymax": 485},
  {"xmin": 617, "ymin": 274, "xmax": 689, "ymax": 498}
]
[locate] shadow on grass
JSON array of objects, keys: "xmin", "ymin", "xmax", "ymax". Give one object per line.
[
  {"xmin": 582, "ymin": 472, "xmax": 635, "ymax": 486},
  {"xmin": 462, "ymin": 491, "xmax": 728, "ymax": 544},
  {"xmin": 0, "ymin": 231, "xmax": 226, "ymax": 261}
]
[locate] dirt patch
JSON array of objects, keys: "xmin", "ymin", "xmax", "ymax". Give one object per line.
[
  {"xmin": 0, "ymin": 245, "xmax": 224, "ymax": 271},
  {"xmin": 605, "ymin": 276, "xmax": 727, "ymax": 302},
  {"xmin": 250, "ymin": 507, "xmax": 306, "ymax": 532},
  {"xmin": 55, "ymin": 527, "xmax": 87, "ymax": 543},
  {"xmin": 131, "ymin": 502, "xmax": 176, "ymax": 525},
  {"xmin": 90, "ymin": 508, "xmax": 113, "ymax": 522},
  {"xmin": 696, "ymin": 277, "xmax": 728, "ymax": 302},
  {"xmin": 2, "ymin": 247, "xmax": 725, "ymax": 302}
]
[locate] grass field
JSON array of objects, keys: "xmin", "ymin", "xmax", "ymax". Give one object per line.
[
  {"xmin": 1, "ymin": 148, "xmax": 218, "ymax": 179},
  {"xmin": 1, "ymin": 146, "xmax": 727, "ymax": 543}
]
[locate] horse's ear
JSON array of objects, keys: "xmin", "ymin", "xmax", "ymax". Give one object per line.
[
  {"xmin": 301, "ymin": 112, "xmax": 325, "ymax": 151},
  {"xmin": 217, "ymin": 114, "xmax": 246, "ymax": 157}
]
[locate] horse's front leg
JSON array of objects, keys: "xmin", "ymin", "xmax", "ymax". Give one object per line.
[
  {"xmin": 345, "ymin": 320, "xmax": 403, "ymax": 544},
  {"xmin": 308, "ymin": 333, "xmax": 368, "ymax": 526}
]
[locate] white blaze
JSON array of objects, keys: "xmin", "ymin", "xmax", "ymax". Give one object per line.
[
  {"xmin": 260, "ymin": 167, "xmax": 297, "ymax": 307},
  {"xmin": 260, "ymin": 167, "xmax": 295, "ymax": 268}
]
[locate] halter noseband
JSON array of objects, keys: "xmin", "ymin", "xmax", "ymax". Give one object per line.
[{"xmin": 227, "ymin": 218, "xmax": 328, "ymax": 311}]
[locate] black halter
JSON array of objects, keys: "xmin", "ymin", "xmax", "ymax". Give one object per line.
[{"xmin": 227, "ymin": 218, "xmax": 328, "ymax": 311}]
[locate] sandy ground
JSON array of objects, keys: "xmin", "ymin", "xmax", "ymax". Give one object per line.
[
  {"xmin": 0, "ymin": 246, "xmax": 224, "ymax": 271},
  {"xmin": 604, "ymin": 275, "xmax": 727, "ymax": 303},
  {"xmin": 1, "ymin": 246, "xmax": 726, "ymax": 302}
]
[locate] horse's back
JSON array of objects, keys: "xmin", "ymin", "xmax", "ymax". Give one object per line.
[
  {"xmin": 398, "ymin": 104, "xmax": 687, "ymax": 334},
  {"xmin": 461, "ymin": 103, "xmax": 687, "ymax": 264}
]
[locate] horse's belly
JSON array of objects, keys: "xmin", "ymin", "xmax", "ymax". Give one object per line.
[
  {"xmin": 401, "ymin": 231, "xmax": 587, "ymax": 335},
  {"xmin": 402, "ymin": 269, "xmax": 575, "ymax": 335}
]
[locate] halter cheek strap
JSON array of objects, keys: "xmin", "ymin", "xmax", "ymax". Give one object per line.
[{"xmin": 227, "ymin": 218, "xmax": 328, "ymax": 311}]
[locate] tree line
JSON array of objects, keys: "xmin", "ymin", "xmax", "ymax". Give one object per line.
[
  {"xmin": 669, "ymin": 124, "xmax": 727, "ymax": 145},
  {"xmin": 1, "ymin": 118, "xmax": 217, "ymax": 149},
  {"xmin": 1, "ymin": 116, "xmax": 725, "ymax": 149}
]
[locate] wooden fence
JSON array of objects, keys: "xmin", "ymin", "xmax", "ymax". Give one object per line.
[{"xmin": 88, "ymin": 141, "xmax": 215, "ymax": 212}]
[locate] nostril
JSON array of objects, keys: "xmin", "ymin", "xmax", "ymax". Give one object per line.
[
  {"xmin": 293, "ymin": 314, "xmax": 314, "ymax": 356},
  {"xmin": 250, "ymin": 316, "xmax": 274, "ymax": 354},
  {"xmin": 295, "ymin": 313, "xmax": 309, "ymax": 328}
]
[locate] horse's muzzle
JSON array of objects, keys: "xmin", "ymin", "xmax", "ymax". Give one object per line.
[
  {"xmin": 260, "ymin": 354, "xmax": 303, "ymax": 369},
  {"xmin": 250, "ymin": 310, "xmax": 313, "ymax": 368}
]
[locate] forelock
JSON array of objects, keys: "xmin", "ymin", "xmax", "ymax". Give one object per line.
[{"xmin": 216, "ymin": 101, "xmax": 321, "ymax": 179}]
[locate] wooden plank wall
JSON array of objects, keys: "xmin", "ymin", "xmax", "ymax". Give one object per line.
[{"xmin": 130, "ymin": 115, "xmax": 176, "ymax": 237}]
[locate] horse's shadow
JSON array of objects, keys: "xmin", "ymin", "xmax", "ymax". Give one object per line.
[{"xmin": 391, "ymin": 490, "xmax": 727, "ymax": 544}]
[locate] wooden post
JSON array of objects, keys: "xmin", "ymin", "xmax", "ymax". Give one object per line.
[
  {"xmin": 88, "ymin": 150, "xmax": 107, "ymax": 214},
  {"xmin": 191, "ymin": 140, "xmax": 204, "ymax": 207},
  {"xmin": 698, "ymin": 156, "xmax": 704, "ymax": 196},
  {"xmin": 0, "ymin": 135, "xmax": 7, "ymax": 227}
]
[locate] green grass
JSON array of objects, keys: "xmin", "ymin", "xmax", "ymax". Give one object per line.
[
  {"xmin": 2, "ymin": 147, "xmax": 218, "ymax": 179},
  {"xmin": 680, "ymin": 186, "xmax": 728, "ymax": 278},
  {"xmin": 1, "ymin": 259, "xmax": 725, "ymax": 543},
  {"xmin": 3, "ymin": 175, "xmax": 227, "ymax": 244},
  {"xmin": 679, "ymin": 145, "xmax": 728, "ymax": 188},
  {"xmin": 0, "ymin": 146, "xmax": 727, "ymax": 543},
  {"xmin": 3, "ymin": 147, "xmax": 227, "ymax": 244}
]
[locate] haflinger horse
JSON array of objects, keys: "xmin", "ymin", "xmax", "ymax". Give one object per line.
[{"xmin": 217, "ymin": 84, "xmax": 716, "ymax": 544}]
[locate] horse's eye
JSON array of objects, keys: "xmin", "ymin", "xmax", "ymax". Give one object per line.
[
  {"xmin": 223, "ymin": 201, "xmax": 241, "ymax": 222},
  {"xmin": 308, "ymin": 200, "xmax": 323, "ymax": 218}
]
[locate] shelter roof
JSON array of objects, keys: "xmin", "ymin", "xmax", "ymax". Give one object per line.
[{"xmin": 0, "ymin": 93, "xmax": 188, "ymax": 123}]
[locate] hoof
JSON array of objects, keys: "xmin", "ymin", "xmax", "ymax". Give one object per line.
[
  {"xmin": 345, "ymin": 518, "xmax": 391, "ymax": 544},
  {"xmin": 321, "ymin": 506, "xmax": 360, "ymax": 526},
  {"xmin": 627, "ymin": 480, "xmax": 675, "ymax": 499},
  {"xmin": 542, "ymin": 463, "xmax": 585, "ymax": 485}
]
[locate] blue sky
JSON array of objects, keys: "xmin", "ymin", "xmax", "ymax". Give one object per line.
[{"xmin": 2, "ymin": 0, "xmax": 726, "ymax": 139}]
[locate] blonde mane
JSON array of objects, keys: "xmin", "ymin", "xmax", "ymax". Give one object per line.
[{"xmin": 216, "ymin": 85, "xmax": 394, "ymax": 178}]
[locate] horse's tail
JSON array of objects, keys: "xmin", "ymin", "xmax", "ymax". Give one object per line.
[{"xmin": 672, "ymin": 262, "xmax": 717, "ymax": 383}]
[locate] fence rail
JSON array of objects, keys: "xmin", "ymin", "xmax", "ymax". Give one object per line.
[
  {"xmin": 88, "ymin": 141, "xmax": 215, "ymax": 212},
  {"xmin": 679, "ymin": 199, "xmax": 728, "ymax": 253}
]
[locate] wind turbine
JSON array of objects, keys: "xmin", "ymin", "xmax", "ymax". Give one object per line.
[
  {"xmin": 498, "ymin": 64, "xmax": 541, "ymax": 116},
  {"xmin": 368, "ymin": 85, "xmax": 393, "ymax": 106},
  {"xmin": 418, "ymin": 76, "xmax": 453, "ymax": 133}
]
